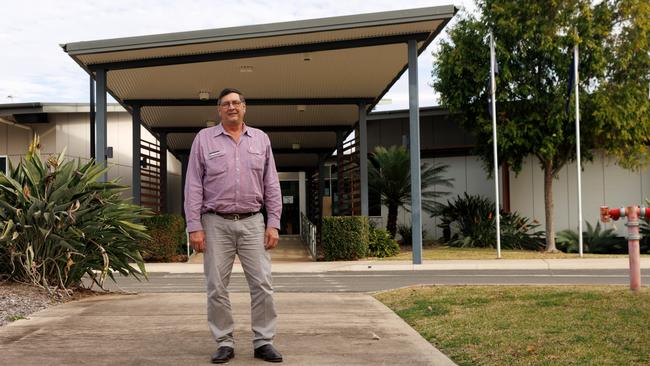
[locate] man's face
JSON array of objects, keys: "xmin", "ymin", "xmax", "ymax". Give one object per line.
[{"xmin": 218, "ymin": 92, "xmax": 246, "ymax": 125}]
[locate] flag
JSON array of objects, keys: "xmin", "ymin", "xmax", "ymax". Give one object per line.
[
  {"xmin": 488, "ymin": 43, "xmax": 499, "ymax": 118},
  {"xmin": 566, "ymin": 45, "xmax": 576, "ymax": 114}
]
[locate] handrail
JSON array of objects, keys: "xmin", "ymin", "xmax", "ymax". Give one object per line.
[{"xmin": 300, "ymin": 212, "xmax": 318, "ymax": 261}]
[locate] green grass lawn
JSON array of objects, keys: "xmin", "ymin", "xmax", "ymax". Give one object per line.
[
  {"xmin": 376, "ymin": 286, "xmax": 650, "ymax": 366},
  {"xmin": 374, "ymin": 245, "xmax": 638, "ymax": 260}
]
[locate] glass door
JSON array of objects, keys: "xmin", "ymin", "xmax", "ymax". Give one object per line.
[{"xmin": 280, "ymin": 181, "xmax": 300, "ymax": 235}]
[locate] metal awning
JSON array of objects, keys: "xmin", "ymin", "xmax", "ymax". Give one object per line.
[{"xmin": 61, "ymin": 5, "xmax": 456, "ymax": 170}]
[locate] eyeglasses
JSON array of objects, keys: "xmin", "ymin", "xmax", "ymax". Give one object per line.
[{"xmin": 219, "ymin": 100, "xmax": 244, "ymax": 109}]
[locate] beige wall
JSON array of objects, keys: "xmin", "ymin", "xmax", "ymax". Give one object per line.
[
  {"xmin": 510, "ymin": 152, "xmax": 650, "ymax": 237},
  {"xmin": 382, "ymin": 151, "xmax": 650, "ymax": 241},
  {"xmin": 3, "ymin": 111, "xmax": 182, "ymax": 214},
  {"xmin": 1, "ymin": 122, "xmax": 34, "ymax": 166},
  {"xmin": 380, "ymin": 155, "xmax": 496, "ymax": 241}
]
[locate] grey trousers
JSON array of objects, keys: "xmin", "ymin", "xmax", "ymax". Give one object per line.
[{"xmin": 201, "ymin": 212, "xmax": 276, "ymax": 348}]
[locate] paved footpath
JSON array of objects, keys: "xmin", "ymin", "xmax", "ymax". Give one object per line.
[{"xmin": 0, "ymin": 292, "xmax": 455, "ymax": 366}]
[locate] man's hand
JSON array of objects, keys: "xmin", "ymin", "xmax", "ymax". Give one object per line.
[
  {"xmin": 264, "ymin": 227, "xmax": 279, "ymax": 250},
  {"xmin": 189, "ymin": 230, "xmax": 206, "ymax": 253}
]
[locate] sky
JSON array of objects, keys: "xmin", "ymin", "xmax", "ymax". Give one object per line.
[{"xmin": 0, "ymin": 0, "xmax": 474, "ymax": 111}]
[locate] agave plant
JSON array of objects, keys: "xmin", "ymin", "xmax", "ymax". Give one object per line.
[
  {"xmin": 556, "ymin": 221, "xmax": 626, "ymax": 254},
  {"xmin": 0, "ymin": 136, "xmax": 150, "ymax": 290}
]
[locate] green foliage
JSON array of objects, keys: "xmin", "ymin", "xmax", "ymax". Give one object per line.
[
  {"xmin": 321, "ymin": 216, "xmax": 369, "ymax": 261},
  {"xmin": 499, "ymin": 211, "xmax": 546, "ymax": 250},
  {"xmin": 368, "ymin": 145, "xmax": 453, "ymax": 238},
  {"xmin": 141, "ymin": 214, "xmax": 187, "ymax": 262},
  {"xmin": 432, "ymin": 193, "xmax": 544, "ymax": 250},
  {"xmin": 590, "ymin": 0, "xmax": 650, "ymax": 169},
  {"xmin": 557, "ymin": 222, "xmax": 630, "ymax": 254},
  {"xmin": 0, "ymin": 136, "xmax": 150, "ymax": 290},
  {"xmin": 396, "ymin": 224, "xmax": 427, "ymax": 246},
  {"xmin": 433, "ymin": 0, "xmax": 650, "ymax": 251},
  {"xmin": 434, "ymin": 193, "xmax": 495, "ymax": 247},
  {"xmin": 368, "ymin": 226, "xmax": 400, "ymax": 258}
]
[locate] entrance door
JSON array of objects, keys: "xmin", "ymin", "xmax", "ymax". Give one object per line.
[{"xmin": 280, "ymin": 181, "xmax": 300, "ymax": 235}]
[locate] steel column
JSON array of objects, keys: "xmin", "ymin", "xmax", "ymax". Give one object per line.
[
  {"xmin": 159, "ymin": 131, "xmax": 168, "ymax": 213},
  {"xmin": 359, "ymin": 103, "xmax": 369, "ymax": 216},
  {"xmin": 95, "ymin": 69, "xmax": 108, "ymax": 182},
  {"xmin": 408, "ymin": 39, "xmax": 422, "ymax": 265},
  {"xmin": 180, "ymin": 154, "xmax": 189, "ymax": 219},
  {"xmin": 89, "ymin": 76, "xmax": 95, "ymax": 159},
  {"xmin": 132, "ymin": 106, "xmax": 141, "ymax": 205}
]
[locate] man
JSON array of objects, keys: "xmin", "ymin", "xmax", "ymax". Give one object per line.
[{"xmin": 184, "ymin": 88, "xmax": 283, "ymax": 363}]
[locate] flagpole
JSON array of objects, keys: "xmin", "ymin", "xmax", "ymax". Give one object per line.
[
  {"xmin": 490, "ymin": 31, "xmax": 501, "ymax": 258},
  {"xmin": 574, "ymin": 44, "xmax": 584, "ymax": 257}
]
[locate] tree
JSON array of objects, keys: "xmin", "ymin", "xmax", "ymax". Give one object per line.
[
  {"xmin": 433, "ymin": 0, "xmax": 649, "ymax": 252},
  {"xmin": 368, "ymin": 145, "xmax": 453, "ymax": 238}
]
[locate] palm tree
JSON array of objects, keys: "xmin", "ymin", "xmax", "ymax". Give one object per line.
[{"xmin": 368, "ymin": 145, "xmax": 453, "ymax": 238}]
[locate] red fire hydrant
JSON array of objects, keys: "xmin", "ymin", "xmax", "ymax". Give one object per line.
[{"xmin": 600, "ymin": 205, "xmax": 647, "ymax": 291}]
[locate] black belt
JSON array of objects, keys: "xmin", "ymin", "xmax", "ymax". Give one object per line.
[{"xmin": 210, "ymin": 211, "xmax": 259, "ymax": 220}]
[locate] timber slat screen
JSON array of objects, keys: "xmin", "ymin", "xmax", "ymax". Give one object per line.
[
  {"xmin": 140, "ymin": 139, "xmax": 162, "ymax": 213},
  {"xmin": 309, "ymin": 171, "xmax": 321, "ymax": 224},
  {"xmin": 337, "ymin": 136, "xmax": 360, "ymax": 216}
]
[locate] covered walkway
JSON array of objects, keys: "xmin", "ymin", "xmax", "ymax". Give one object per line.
[{"xmin": 61, "ymin": 6, "xmax": 457, "ymax": 263}]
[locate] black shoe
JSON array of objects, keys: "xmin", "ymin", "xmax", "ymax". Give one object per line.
[
  {"xmin": 211, "ymin": 346, "xmax": 234, "ymax": 364},
  {"xmin": 254, "ymin": 344, "xmax": 283, "ymax": 363}
]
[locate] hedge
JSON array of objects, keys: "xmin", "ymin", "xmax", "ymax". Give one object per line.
[
  {"xmin": 141, "ymin": 214, "xmax": 187, "ymax": 261},
  {"xmin": 322, "ymin": 216, "xmax": 369, "ymax": 260}
]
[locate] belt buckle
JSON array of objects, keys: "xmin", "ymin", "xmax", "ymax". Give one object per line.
[{"xmin": 233, "ymin": 213, "xmax": 240, "ymax": 221}]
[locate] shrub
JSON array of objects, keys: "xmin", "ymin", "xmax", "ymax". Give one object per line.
[
  {"xmin": 0, "ymin": 137, "xmax": 150, "ymax": 290},
  {"xmin": 396, "ymin": 224, "xmax": 428, "ymax": 246},
  {"xmin": 557, "ymin": 221, "xmax": 628, "ymax": 254},
  {"xmin": 322, "ymin": 216, "xmax": 369, "ymax": 260},
  {"xmin": 142, "ymin": 214, "xmax": 187, "ymax": 262},
  {"xmin": 432, "ymin": 193, "xmax": 544, "ymax": 250},
  {"xmin": 499, "ymin": 212, "xmax": 545, "ymax": 250},
  {"xmin": 433, "ymin": 193, "xmax": 494, "ymax": 246},
  {"xmin": 368, "ymin": 226, "xmax": 400, "ymax": 258}
]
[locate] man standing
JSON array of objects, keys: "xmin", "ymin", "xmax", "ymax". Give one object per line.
[{"xmin": 184, "ymin": 88, "xmax": 283, "ymax": 363}]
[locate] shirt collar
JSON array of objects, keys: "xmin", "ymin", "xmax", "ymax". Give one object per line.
[{"xmin": 213, "ymin": 123, "xmax": 252, "ymax": 137}]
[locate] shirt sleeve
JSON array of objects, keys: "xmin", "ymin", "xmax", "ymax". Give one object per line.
[
  {"xmin": 184, "ymin": 134, "xmax": 205, "ymax": 233},
  {"xmin": 263, "ymin": 133, "xmax": 282, "ymax": 230}
]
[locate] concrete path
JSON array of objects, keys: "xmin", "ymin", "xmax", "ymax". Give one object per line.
[
  {"xmin": 146, "ymin": 257, "xmax": 650, "ymax": 274},
  {"xmin": 0, "ymin": 292, "xmax": 455, "ymax": 366}
]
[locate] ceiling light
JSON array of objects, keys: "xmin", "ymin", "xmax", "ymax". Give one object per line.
[
  {"xmin": 198, "ymin": 91, "xmax": 210, "ymax": 100},
  {"xmin": 297, "ymin": 105, "xmax": 307, "ymax": 112},
  {"xmin": 205, "ymin": 120, "xmax": 217, "ymax": 127},
  {"xmin": 240, "ymin": 65, "xmax": 254, "ymax": 73},
  {"xmin": 303, "ymin": 53, "xmax": 312, "ymax": 61},
  {"xmin": 292, "ymin": 143, "xmax": 301, "ymax": 150}
]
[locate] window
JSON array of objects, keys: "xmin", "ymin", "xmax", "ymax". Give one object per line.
[{"xmin": 0, "ymin": 156, "xmax": 7, "ymax": 175}]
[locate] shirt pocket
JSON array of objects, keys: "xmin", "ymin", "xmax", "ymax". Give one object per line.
[
  {"xmin": 205, "ymin": 150, "xmax": 227, "ymax": 175},
  {"xmin": 247, "ymin": 146, "xmax": 265, "ymax": 171}
]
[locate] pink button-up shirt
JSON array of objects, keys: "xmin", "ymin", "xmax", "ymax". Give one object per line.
[{"xmin": 184, "ymin": 123, "xmax": 282, "ymax": 233}]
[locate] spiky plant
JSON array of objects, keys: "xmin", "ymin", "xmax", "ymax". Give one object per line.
[
  {"xmin": 0, "ymin": 136, "xmax": 150, "ymax": 290},
  {"xmin": 556, "ymin": 221, "xmax": 625, "ymax": 254},
  {"xmin": 368, "ymin": 145, "xmax": 453, "ymax": 238}
]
